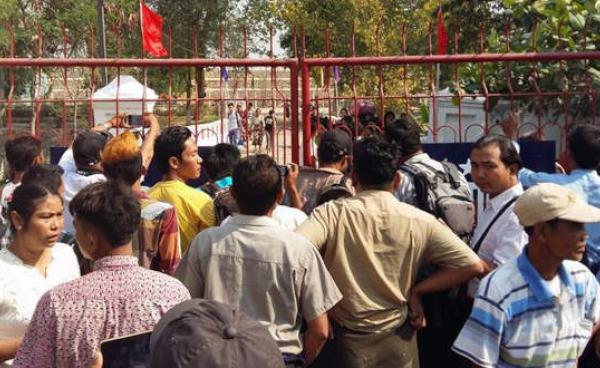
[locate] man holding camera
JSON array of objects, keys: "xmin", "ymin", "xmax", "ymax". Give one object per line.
[{"xmin": 176, "ymin": 155, "xmax": 342, "ymax": 367}]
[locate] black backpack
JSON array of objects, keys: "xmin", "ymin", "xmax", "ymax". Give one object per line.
[{"xmin": 399, "ymin": 160, "xmax": 475, "ymax": 241}]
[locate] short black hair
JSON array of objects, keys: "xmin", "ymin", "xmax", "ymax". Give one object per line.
[
  {"xmin": 384, "ymin": 118, "xmax": 421, "ymax": 157},
  {"xmin": 353, "ymin": 136, "xmax": 397, "ymax": 188},
  {"xmin": 153, "ymin": 126, "xmax": 192, "ymax": 174},
  {"xmin": 8, "ymin": 183, "xmax": 58, "ymax": 232},
  {"xmin": 69, "ymin": 181, "xmax": 141, "ymax": 247},
  {"xmin": 472, "ymin": 135, "xmax": 523, "ymax": 170},
  {"xmin": 567, "ymin": 124, "xmax": 600, "ymax": 169},
  {"xmin": 317, "ymin": 130, "xmax": 353, "ymax": 165},
  {"xmin": 203, "ymin": 144, "xmax": 241, "ymax": 181},
  {"xmin": 103, "ymin": 154, "xmax": 143, "ymax": 186},
  {"xmin": 4, "ymin": 135, "xmax": 42, "ymax": 172},
  {"xmin": 22, "ymin": 164, "xmax": 64, "ymax": 195},
  {"xmin": 232, "ymin": 155, "xmax": 281, "ymax": 215}
]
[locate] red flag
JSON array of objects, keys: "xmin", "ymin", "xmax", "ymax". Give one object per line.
[
  {"xmin": 140, "ymin": 1, "xmax": 168, "ymax": 57},
  {"xmin": 436, "ymin": 6, "xmax": 448, "ymax": 55}
]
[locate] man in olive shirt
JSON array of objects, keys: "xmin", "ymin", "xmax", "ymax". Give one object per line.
[{"xmin": 296, "ymin": 136, "xmax": 484, "ymax": 368}]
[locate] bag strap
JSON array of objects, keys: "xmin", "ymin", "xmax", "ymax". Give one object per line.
[
  {"xmin": 339, "ymin": 175, "xmax": 348, "ymax": 187},
  {"xmin": 472, "ymin": 196, "xmax": 520, "ymax": 254}
]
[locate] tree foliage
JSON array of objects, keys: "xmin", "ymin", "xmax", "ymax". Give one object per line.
[{"xmin": 453, "ymin": 0, "xmax": 600, "ymax": 120}]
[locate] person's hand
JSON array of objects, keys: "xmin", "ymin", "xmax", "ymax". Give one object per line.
[
  {"xmin": 143, "ymin": 113, "xmax": 160, "ymax": 135},
  {"xmin": 500, "ymin": 112, "xmax": 519, "ymax": 140},
  {"xmin": 90, "ymin": 350, "xmax": 103, "ymax": 368},
  {"xmin": 93, "ymin": 113, "xmax": 128, "ymax": 132},
  {"xmin": 142, "ymin": 113, "xmax": 159, "ymax": 128},
  {"xmin": 285, "ymin": 163, "xmax": 299, "ymax": 190},
  {"xmin": 408, "ymin": 291, "xmax": 427, "ymax": 330}
]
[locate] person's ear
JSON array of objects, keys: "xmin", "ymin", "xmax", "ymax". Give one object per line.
[
  {"xmin": 537, "ymin": 222, "xmax": 550, "ymax": 243},
  {"xmin": 9, "ymin": 211, "xmax": 24, "ymax": 232},
  {"xmin": 275, "ymin": 185, "xmax": 285, "ymax": 205},
  {"xmin": 168, "ymin": 156, "xmax": 180, "ymax": 171},
  {"xmin": 392, "ymin": 171, "xmax": 402, "ymax": 191},
  {"xmin": 34, "ymin": 153, "xmax": 45, "ymax": 164},
  {"xmin": 508, "ymin": 163, "xmax": 520, "ymax": 176}
]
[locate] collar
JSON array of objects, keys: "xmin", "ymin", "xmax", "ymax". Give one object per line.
[
  {"xmin": 356, "ymin": 189, "xmax": 397, "ymax": 200},
  {"xmin": 489, "ymin": 183, "xmax": 523, "ymax": 212},
  {"xmin": 214, "ymin": 176, "xmax": 233, "ymax": 188},
  {"xmin": 316, "ymin": 167, "xmax": 344, "ymax": 175},
  {"xmin": 226, "ymin": 214, "xmax": 280, "ymax": 227},
  {"xmin": 570, "ymin": 169, "xmax": 599, "ymax": 177},
  {"xmin": 404, "ymin": 152, "xmax": 431, "ymax": 164},
  {"xmin": 516, "ymin": 248, "xmax": 576, "ymax": 301},
  {"xmin": 93, "ymin": 256, "xmax": 138, "ymax": 271}
]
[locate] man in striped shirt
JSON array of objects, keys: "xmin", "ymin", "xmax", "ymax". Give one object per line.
[{"xmin": 453, "ymin": 183, "xmax": 600, "ymax": 367}]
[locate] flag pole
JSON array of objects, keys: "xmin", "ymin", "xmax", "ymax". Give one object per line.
[
  {"xmin": 139, "ymin": 0, "xmax": 143, "ymax": 54},
  {"xmin": 97, "ymin": 0, "xmax": 108, "ymax": 85},
  {"xmin": 436, "ymin": 0, "xmax": 442, "ymax": 93}
]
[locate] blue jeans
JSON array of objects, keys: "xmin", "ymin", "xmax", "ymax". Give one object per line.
[{"xmin": 228, "ymin": 128, "xmax": 239, "ymax": 145}]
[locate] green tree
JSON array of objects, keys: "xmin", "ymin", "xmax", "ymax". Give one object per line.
[{"xmin": 455, "ymin": 0, "xmax": 600, "ymax": 120}]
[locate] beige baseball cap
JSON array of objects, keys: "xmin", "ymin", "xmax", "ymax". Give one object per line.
[{"xmin": 514, "ymin": 183, "xmax": 600, "ymax": 227}]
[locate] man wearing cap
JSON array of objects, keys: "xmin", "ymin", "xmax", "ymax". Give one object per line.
[
  {"xmin": 453, "ymin": 183, "xmax": 600, "ymax": 368},
  {"xmin": 289, "ymin": 129, "xmax": 354, "ymax": 214},
  {"xmin": 176, "ymin": 155, "xmax": 342, "ymax": 367},
  {"xmin": 150, "ymin": 299, "xmax": 285, "ymax": 368}
]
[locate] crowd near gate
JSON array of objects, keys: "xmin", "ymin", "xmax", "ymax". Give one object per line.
[{"xmin": 1, "ymin": 22, "xmax": 600, "ymax": 170}]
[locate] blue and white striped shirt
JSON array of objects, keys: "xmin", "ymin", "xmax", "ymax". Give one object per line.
[{"xmin": 453, "ymin": 249, "xmax": 600, "ymax": 367}]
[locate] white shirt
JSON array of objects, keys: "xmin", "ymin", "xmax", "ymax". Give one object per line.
[
  {"xmin": 0, "ymin": 243, "xmax": 80, "ymax": 366},
  {"xmin": 272, "ymin": 205, "xmax": 308, "ymax": 231},
  {"xmin": 59, "ymin": 149, "xmax": 105, "ymax": 235},
  {"xmin": 468, "ymin": 183, "xmax": 528, "ymax": 296},
  {"xmin": 227, "ymin": 111, "xmax": 240, "ymax": 131}
]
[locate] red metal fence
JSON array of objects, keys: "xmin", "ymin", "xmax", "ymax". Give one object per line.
[{"xmin": 1, "ymin": 22, "xmax": 600, "ymax": 166}]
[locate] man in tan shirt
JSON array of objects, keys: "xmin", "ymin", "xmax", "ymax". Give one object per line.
[{"xmin": 296, "ymin": 136, "xmax": 484, "ymax": 368}]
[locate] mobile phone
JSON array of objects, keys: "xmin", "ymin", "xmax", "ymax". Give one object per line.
[
  {"xmin": 100, "ymin": 330, "xmax": 152, "ymax": 368},
  {"xmin": 276, "ymin": 164, "xmax": 289, "ymax": 177},
  {"xmin": 128, "ymin": 115, "xmax": 144, "ymax": 127}
]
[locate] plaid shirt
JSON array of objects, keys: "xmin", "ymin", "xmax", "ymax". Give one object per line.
[{"xmin": 134, "ymin": 191, "xmax": 181, "ymax": 275}]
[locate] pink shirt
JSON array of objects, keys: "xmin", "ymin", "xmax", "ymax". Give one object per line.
[{"xmin": 13, "ymin": 256, "xmax": 190, "ymax": 368}]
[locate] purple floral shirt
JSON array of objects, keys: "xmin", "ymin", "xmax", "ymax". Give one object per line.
[{"xmin": 13, "ymin": 256, "xmax": 190, "ymax": 368}]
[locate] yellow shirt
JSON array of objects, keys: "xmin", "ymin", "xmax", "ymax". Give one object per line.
[
  {"xmin": 296, "ymin": 190, "xmax": 480, "ymax": 333},
  {"xmin": 148, "ymin": 180, "xmax": 215, "ymax": 252}
]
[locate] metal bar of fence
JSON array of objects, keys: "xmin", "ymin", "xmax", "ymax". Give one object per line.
[
  {"xmin": 301, "ymin": 51, "xmax": 600, "ymax": 66},
  {"xmin": 3, "ymin": 90, "xmax": 597, "ymax": 106},
  {"xmin": 0, "ymin": 58, "xmax": 297, "ymax": 68}
]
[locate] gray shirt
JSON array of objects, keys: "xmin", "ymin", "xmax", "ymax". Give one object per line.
[{"xmin": 175, "ymin": 214, "xmax": 342, "ymax": 355}]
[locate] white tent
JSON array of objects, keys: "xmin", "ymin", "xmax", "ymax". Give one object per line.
[{"xmin": 92, "ymin": 75, "xmax": 158, "ymax": 125}]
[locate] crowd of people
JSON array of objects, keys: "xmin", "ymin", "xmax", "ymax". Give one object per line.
[{"xmin": 0, "ymin": 111, "xmax": 599, "ymax": 368}]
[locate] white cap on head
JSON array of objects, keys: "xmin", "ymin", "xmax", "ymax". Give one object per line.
[{"xmin": 514, "ymin": 183, "xmax": 600, "ymax": 227}]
